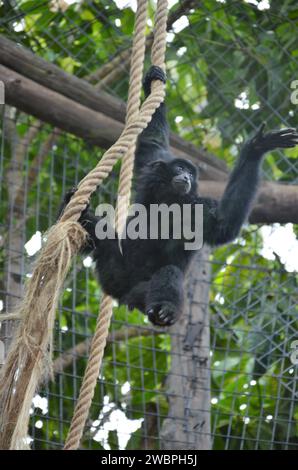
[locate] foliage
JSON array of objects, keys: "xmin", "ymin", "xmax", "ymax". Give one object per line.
[{"xmin": 0, "ymin": 0, "xmax": 297, "ymax": 450}]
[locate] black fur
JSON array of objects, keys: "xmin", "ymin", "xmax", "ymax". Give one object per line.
[{"xmin": 59, "ymin": 66, "xmax": 298, "ymax": 326}]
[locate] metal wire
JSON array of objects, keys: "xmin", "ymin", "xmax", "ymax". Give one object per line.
[{"xmin": 0, "ymin": 0, "xmax": 297, "ymax": 450}]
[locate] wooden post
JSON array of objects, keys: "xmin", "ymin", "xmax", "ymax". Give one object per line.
[{"xmin": 161, "ymin": 247, "xmax": 211, "ymax": 450}]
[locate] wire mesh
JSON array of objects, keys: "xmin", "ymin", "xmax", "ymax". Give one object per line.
[{"xmin": 0, "ymin": 0, "xmax": 297, "ymax": 450}]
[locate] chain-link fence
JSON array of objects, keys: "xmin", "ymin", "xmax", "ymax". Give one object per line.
[{"xmin": 0, "ymin": 0, "xmax": 297, "ymax": 450}]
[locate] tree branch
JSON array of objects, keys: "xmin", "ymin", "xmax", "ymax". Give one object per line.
[
  {"xmin": 0, "ymin": 64, "xmax": 227, "ymax": 180},
  {"xmin": 0, "ymin": 35, "xmax": 228, "ymax": 174},
  {"xmin": 1, "ymin": 64, "xmax": 296, "ymax": 223},
  {"xmin": 53, "ymin": 326, "xmax": 163, "ymax": 375}
]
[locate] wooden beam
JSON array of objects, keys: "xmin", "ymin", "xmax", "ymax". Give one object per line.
[
  {"xmin": 200, "ymin": 180, "xmax": 298, "ymax": 224},
  {"xmin": 0, "ymin": 64, "xmax": 227, "ymax": 181},
  {"xmin": 0, "ymin": 35, "xmax": 228, "ymax": 174},
  {"xmin": 1, "ymin": 65, "xmax": 297, "ymax": 224},
  {"xmin": 0, "ymin": 64, "xmax": 123, "ymax": 147},
  {"xmin": 0, "ymin": 36, "xmax": 126, "ymax": 123}
]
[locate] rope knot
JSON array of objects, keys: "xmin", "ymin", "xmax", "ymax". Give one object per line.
[{"xmin": 43, "ymin": 220, "xmax": 87, "ymax": 265}]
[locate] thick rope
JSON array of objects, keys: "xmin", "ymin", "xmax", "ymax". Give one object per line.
[
  {"xmin": 0, "ymin": 0, "xmax": 168, "ymax": 450},
  {"xmin": 63, "ymin": 0, "xmax": 168, "ymax": 450},
  {"xmin": 64, "ymin": 0, "xmax": 149, "ymax": 450},
  {"xmin": 0, "ymin": 221, "xmax": 87, "ymax": 449},
  {"xmin": 63, "ymin": 294, "xmax": 114, "ymax": 450}
]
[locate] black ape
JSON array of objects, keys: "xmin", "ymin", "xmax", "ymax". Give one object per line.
[{"xmin": 60, "ymin": 66, "xmax": 298, "ymax": 326}]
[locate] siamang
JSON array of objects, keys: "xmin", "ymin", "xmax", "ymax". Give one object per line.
[{"xmin": 59, "ymin": 66, "xmax": 298, "ymax": 326}]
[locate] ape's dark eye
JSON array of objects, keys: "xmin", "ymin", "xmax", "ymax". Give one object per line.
[{"xmin": 177, "ymin": 166, "xmax": 183, "ymax": 171}]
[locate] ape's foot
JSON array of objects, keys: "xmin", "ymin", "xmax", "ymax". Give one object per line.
[
  {"xmin": 58, "ymin": 186, "xmax": 91, "ymax": 221},
  {"xmin": 57, "ymin": 187, "xmax": 78, "ymax": 219},
  {"xmin": 143, "ymin": 65, "xmax": 167, "ymax": 97},
  {"xmin": 146, "ymin": 302, "xmax": 179, "ymax": 327},
  {"xmin": 251, "ymin": 123, "xmax": 298, "ymax": 152},
  {"xmin": 64, "ymin": 186, "xmax": 77, "ymax": 205}
]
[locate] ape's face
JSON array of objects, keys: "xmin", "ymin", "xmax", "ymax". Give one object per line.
[
  {"xmin": 145, "ymin": 158, "xmax": 198, "ymax": 199},
  {"xmin": 169, "ymin": 159, "xmax": 197, "ymax": 195}
]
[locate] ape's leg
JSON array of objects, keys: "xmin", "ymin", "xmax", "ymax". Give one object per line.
[
  {"xmin": 120, "ymin": 281, "xmax": 150, "ymax": 312},
  {"xmin": 145, "ymin": 265, "xmax": 184, "ymax": 326},
  {"xmin": 57, "ymin": 187, "xmax": 77, "ymax": 219},
  {"xmin": 92, "ymin": 237, "xmax": 129, "ymax": 299},
  {"xmin": 134, "ymin": 65, "xmax": 169, "ymax": 175}
]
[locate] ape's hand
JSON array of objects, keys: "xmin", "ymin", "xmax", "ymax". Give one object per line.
[
  {"xmin": 143, "ymin": 65, "xmax": 167, "ymax": 97},
  {"xmin": 57, "ymin": 187, "xmax": 76, "ymax": 219},
  {"xmin": 250, "ymin": 123, "xmax": 298, "ymax": 153},
  {"xmin": 58, "ymin": 187, "xmax": 90, "ymax": 220},
  {"xmin": 63, "ymin": 186, "xmax": 77, "ymax": 205}
]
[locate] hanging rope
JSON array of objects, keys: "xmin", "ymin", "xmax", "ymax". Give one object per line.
[
  {"xmin": 0, "ymin": 0, "xmax": 168, "ymax": 451},
  {"xmin": 64, "ymin": 0, "xmax": 168, "ymax": 450}
]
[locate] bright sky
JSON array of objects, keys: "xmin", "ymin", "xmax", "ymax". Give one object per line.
[
  {"xmin": 92, "ymin": 407, "xmax": 143, "ymax": 449},
  {"xmin": 30, "ymin": 388, "xmax": 142, "ymax": 448},
  {"xmin": 260, "ymin": 224, "xmax": 298, "ymax": 272},
  {"xmin": 92, "ymin": 388, "xmax": 143, "ymax": 449},
  {"xmin": 113, "ymin": 0, "xmax": 179, "ymax": 14},
  {"xmin": 245, "ymin": 0, "xmax": 270, "ymax": 10}
]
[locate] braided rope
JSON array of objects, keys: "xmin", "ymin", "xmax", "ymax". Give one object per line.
[
  {"xmin": 0, "ymin": 0, "xmax": 168, "ymax": 451},
  {"xmin": 63, "ymin": 0, "xmax": 168, "ymax": 450},
  {"xmin": 63, "ymin": 294, "xmax": 113, "ymax": 450}
]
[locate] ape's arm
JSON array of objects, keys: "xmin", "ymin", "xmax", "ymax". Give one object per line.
[
  {"xmin": 202, "ymin": 125, "xmax": 298, "ymax": 246},
  {"xmin": 134, "ymin": 66, "xmax": 170, "ymax": 174}
]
